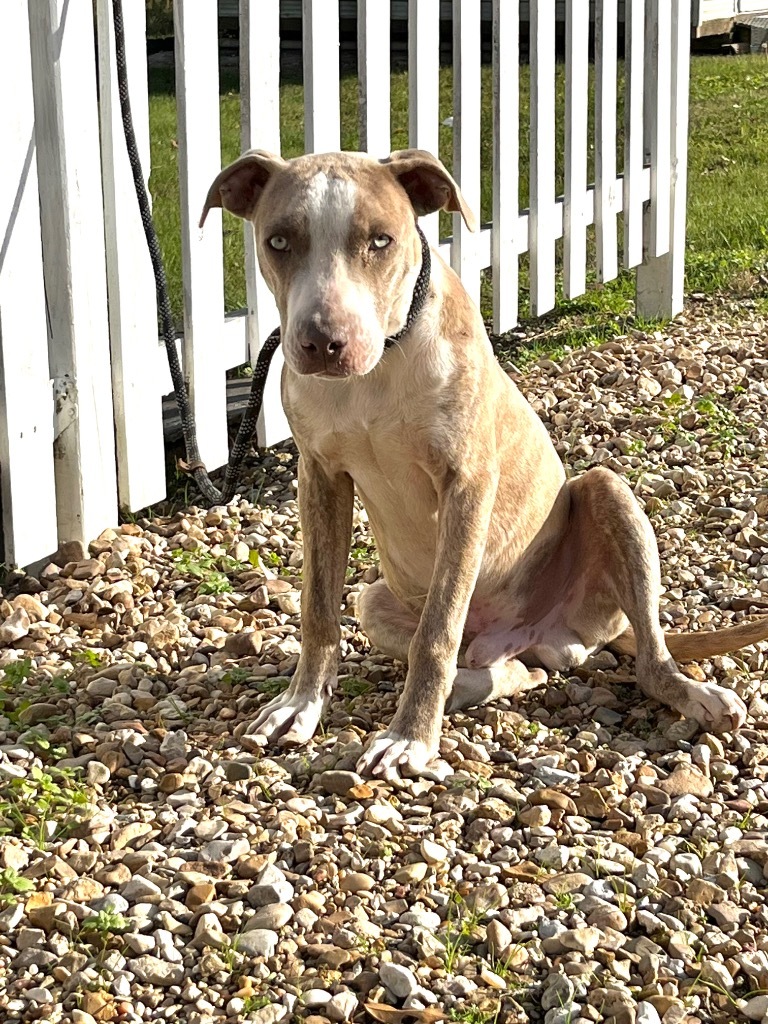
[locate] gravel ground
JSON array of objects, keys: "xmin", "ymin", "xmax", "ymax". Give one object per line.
[{"xmin": 2, "ymin": 294, "xmax": 768, "ymax": 1024}]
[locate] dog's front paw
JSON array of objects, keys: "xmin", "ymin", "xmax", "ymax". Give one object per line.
[
  {"xmin": 242, "ymin": 686, "xmax": 329, "ymax": 747},
  {"xmin": 357, "ymin": 729, "xmax": 436, "ymax": 780}
]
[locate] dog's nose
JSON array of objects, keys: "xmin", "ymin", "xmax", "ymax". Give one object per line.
[
  {"xmin": 297, "ymin": 322, "xmax": 348, "ymax": 374},
  {"xmin": 300, "ymin": 323, "xmax": 346, "ymax": 360}
]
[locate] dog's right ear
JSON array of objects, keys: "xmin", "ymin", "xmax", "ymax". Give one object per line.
[{"xmin": 200, "ymin": 150, "xmax": 285, "ymax": 228}]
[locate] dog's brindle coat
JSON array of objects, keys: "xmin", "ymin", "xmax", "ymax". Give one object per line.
[{"xmin": 202, "ymin": 148, "xmax": 763, "ymax": 778}]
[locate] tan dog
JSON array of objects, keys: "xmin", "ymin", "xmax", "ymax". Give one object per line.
[{"xmin": 202, "ymin": 149, "xmax": 765, "ymax": 778}]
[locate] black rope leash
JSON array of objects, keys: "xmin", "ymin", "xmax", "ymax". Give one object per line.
[
  {"xmin": 112, "ymin": 0, "xmax": 430, "ymax": 507},
  {"xmin": 384, "ymin": 227, "xmax": 431, "ymax": 350}
]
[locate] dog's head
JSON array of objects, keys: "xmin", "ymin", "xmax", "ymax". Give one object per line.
[{"xmin": 201, "ymin": 150, "xmax": 475, "ymax": 378}]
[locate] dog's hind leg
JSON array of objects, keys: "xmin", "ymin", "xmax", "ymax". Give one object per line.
[
  {"xmin": 358, "ymin": 578, "xmax": 418, "ymax": 663},
  {"xmin": 359, "ymin": 578, "xmax": 546, "ymax": 713},
  {"xmin": 568, "ymin": 467, "xmax": 747, "ymax": 733}
]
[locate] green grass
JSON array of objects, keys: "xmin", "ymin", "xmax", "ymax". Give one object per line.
[{"xmin": 146, "ymin": 54, "xmax": 768, "ymax": 334}]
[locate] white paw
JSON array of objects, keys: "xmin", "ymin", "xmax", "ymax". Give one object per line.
[
  {"xmin": 684, "ymin": 681, "xmax": 748, "ymax": 734},
  {"xmin": 246, "ymin": 689, "xmax": 327, "ymax": 746},
  {"xmin": 356, "ymin": 730, "xmax": 434, "ymax": 780}
]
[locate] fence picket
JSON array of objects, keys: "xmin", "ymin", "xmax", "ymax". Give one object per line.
[
  {"xmin": 241, "ymin": 0, "xmax": 289, "ymax": 446},
  {"xmin": 303, "ymin": 0, "xmax": 341, "ymax": 153},
  {"xmin": 624, "ymin": 0, "xmax": 646, "ymax": 269},
  {"xmin": 359, "ymin": 0, "xmax": 391, "ymax": 156},
  {"xmin": 529, "ymin": 0, "xmax": 556, "ymax": 315},
  {"xmin": 408, "ymin": 0, "xmax": 441, "ymax": 246},
  {"xmin": 96, "ymin": 0, "xmax": 166, "ymax": 512},
  {"xmin": 646, "ymin": 0, "xmax": 671, "ymax": 258},
  {"xmin": 452, "ymin": 0, "xmax": 482, "ymax": 308},
  {"xmin": 0, "ymin": 0, "xmax": 58, "ymax": 567},
  {"xmin": 174, "ymin": 0, "xmax": 229, "ymax": 472},
  {"xmin": 563, "ymin": 0, "xmax": 589, "ymax": 299},
  {"xmin": 636, "ymin": 0, "xmax": 691, "ymax": 316},
  {"xmin": 28, "ymin": 0, "xmax": 117, "ymax": 550},
  {"xmin": 595, "ymin": 0, "xmax": 619, "ymax": 283},
  {"xmin": 492, "ymin": 0, "xmax": 519, "ymax": 332}
]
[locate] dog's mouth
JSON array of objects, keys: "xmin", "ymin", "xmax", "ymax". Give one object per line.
[{"xmin": 311, "ymin": 368, "xmax": 353, "ymax": 380}]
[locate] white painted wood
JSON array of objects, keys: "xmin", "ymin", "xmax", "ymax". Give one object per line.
[
  {"xmin": 408, "ymin": 0, "xmax": 441, "ymax": 246},
  {"xmin": 96, "ymin": 0, "xmax": 166, "ymax": 512},
  {"xmin": 241, "ymin": 0, "xmax": 290, "ymax": 446},
  {"xmin": 491, "ymin": 0, "xmax": 519, "ymax": 332},
  {"xmin": 623, "ymin": 0, "xmax": 646, "ymax": 269},
  {"xmin": 529, "ymin": 0, "xmax": 556, "ymax": 316},
  {"xmin": 359, "ymin": 0, "xmax": 391, "ymax": 156},
  {"xmin": 563, "ymin": 0, "xmax": 589, "ymax": 299},
  {"xmin": 230, "ymin": 2, "xmax": 626, "ymax": 20},
  {"xmin": 174, "ymin": 0, "xmax": 229, "ymax": 471},
  {"xmin": 595, "ymin": 0, "xmax": 619, "ymax": 283},
  {"xmin": 303, "ymin": 0, "xmax": 341, "ymax": 153},
  {"xmin": 28, "ymin": 0, "xmax": 117, "ymax": 550},
  {"xmin": 646, "ymin": 0, "xmax": 671, "ymax": 258},
  {"xmin": 636, "ymin": 0, "xmax": 691, "ymax": 317},
  {"xmin": 452, "ymin": 0, "xmax": 482, "ymax": 308},
  {"xmin": 0, "ymin": 0, "xmax": 58, "ymax": 568}
]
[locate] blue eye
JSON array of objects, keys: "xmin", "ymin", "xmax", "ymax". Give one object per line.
[
  {"xmin": 269, "ymin": 235, "xmax": 290, "ymax": 251},
  {"xmin": 371, "ymin": 235, "xmax": 392, "ymax": 250}
]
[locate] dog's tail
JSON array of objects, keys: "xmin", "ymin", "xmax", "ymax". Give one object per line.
[{"xmin": 611, "ymin": 616, "xmax": 768, "ymax": 662}]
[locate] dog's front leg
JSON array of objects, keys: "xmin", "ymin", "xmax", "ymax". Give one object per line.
[
  {"xmin": 358, "ymin": 469, "xmax": 497, "ymax": 778},
  {"xmin": 246, "ymin": 455, "xmax": 354, "ymax": 746}
]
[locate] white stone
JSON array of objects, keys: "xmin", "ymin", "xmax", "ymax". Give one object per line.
[{"xmin": 380, "ymin": 962, "xmax": 418, "ymax": 999}]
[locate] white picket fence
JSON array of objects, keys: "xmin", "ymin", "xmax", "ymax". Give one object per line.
[{"xmin": 0, "ymin": 0, "xmax": 691, "ymax": 570}]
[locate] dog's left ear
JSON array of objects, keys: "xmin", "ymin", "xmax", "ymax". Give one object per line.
[{"xmin": 382, "ymin": 149, "xmax": 477, "ymax": 231}]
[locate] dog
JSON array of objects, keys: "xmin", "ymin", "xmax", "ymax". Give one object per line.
[{"xmin": 201, "ymin": 148, "xmax": 765, "ymax": 778}]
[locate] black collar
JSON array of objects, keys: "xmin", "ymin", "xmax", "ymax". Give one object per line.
[{"xmin": 383, "ymin": 226, "xmax": 432, "ymax": 350}]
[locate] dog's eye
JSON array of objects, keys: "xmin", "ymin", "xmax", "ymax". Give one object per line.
[
  {"xmin": 370, "ymin": 234, "xmax": 392, "ymax": 250},
  {"xmin": 268, "ymin": 235, "xmax": 290, "ymax": 251}
]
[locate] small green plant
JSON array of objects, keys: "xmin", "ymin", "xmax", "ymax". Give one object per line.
[
  {"xmin": 220, "ymin": 933, "xmax": 245, "ymax": 973},
  {"xmin": 72, "ymin": 649, "xmax": 105, "ymax": 669},
  {"xmin": 21, "ymin": 732, "xmax": 68, "ymax": 762},
  {"xmin": 738, "ymin": 807, "xmax": 754, "ymax": 830},
  {"xmin": 0, "ymin": 867, "xmax": 34, "ymax": 905},
  {"xmin": 554, "ymin": 891, "xmax": 576, "ymax": 910},
  {"xmin": 0, "ymin": 659, "xmax": 33, "ymax": 687},
  {"xmin": 171, "ymin": 549, "xmax": 237, "ymax": 594},
  {"xmin": 350, "ymin": 543, "xmax": 378, "ymax": 562},
  {"xmin": 624, "ymin": 437, "xmax": 646, "ymax": 456},
  {"xmin": 449, "ymin": 1002, "xmax": 501, "ymax": 1024},
  {"xmin": 242, "ymin": 994, "xmax": 271, "ymax": 1014},
  {"xmin": 0, "ymin": 765, "xmax": 91, "ymax": 849},
  {"xmin": 610, "ymin": 877, "xmax": 634, "ymax": 917},
  {"xmin": 656, "ymin": 391, "xmax": 745, "ymax": 458},
  {"xmin": 339, "ymin": 676, "xmax": 372, "ymax": 698},
  {"xmin": 254, "ymin": 677, "xmax": 290, "ymax": 699},
  {"xmin": 694, "ymin": 393, "xmax": 742, "ymax": 456},
  {"xmin": 221, "ymin": 668, "xmax": 253, "ymax": 686},
  {"xmin": 488, "ymin": 946, "xmax": 527, "ymax": 983},
  {"xmin": 263, "ymin": 550, "xmax": 294, "ymax": 578},
  {"xmin": 80, "ymin": 908, "xmax": 131, "ymax": 945},
  {"xmin": 441, "ymin": 891, "xmax": 489, "ymax": 973}
]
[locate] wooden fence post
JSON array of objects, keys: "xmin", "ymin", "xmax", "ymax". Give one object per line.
[
  {"xmin": 27, "ymin": 0, "xmax": 118, "ymax": 552},
  {"xmin": 0, "ymin": 0, "xmax": 58, "ymax": 568},
  {"xmin": 96, "ymin": 0, "xmax": 167, "ymax": 511}
]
